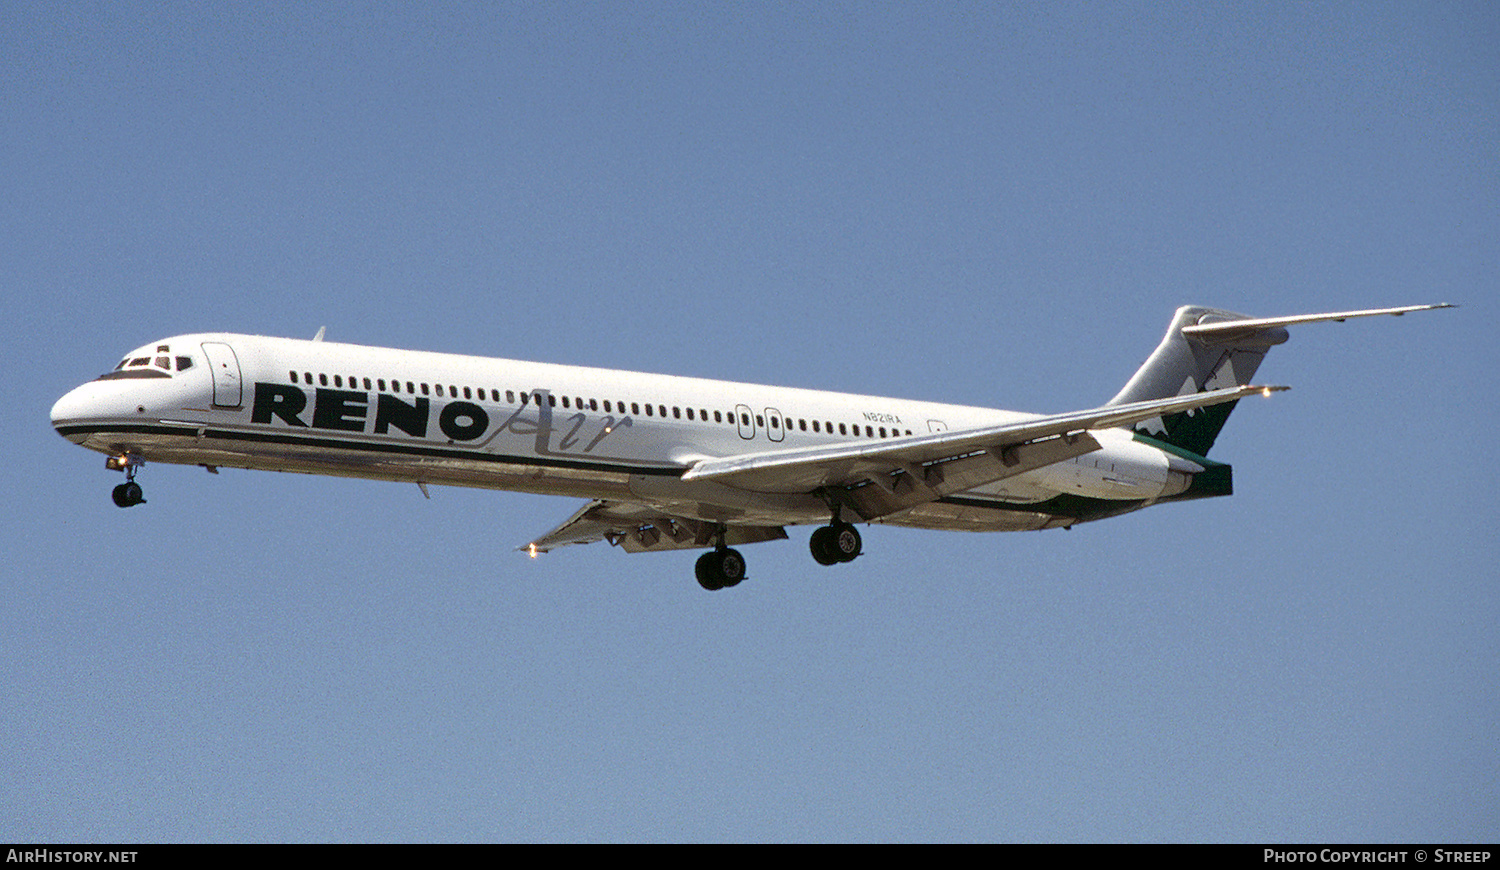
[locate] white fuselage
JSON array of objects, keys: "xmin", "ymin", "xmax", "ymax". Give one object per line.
[{"xmin": 52, "ymin": 333, "xmax": 1189, "ymax": 533}]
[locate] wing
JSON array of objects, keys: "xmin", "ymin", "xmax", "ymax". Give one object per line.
[
  {"xmin": 683, "ymin": 384, "xmax": 1282, "ymax": 491},
  {"xmin": 525, "ymin": 383, "xmax": 1282, "ymax": 552},
  {"xmin": 521, "ymin": 498, "xmax": 788, "ymax": 554}
]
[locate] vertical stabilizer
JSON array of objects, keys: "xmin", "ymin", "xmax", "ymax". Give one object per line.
[
  {"xmin": 1108, "ymin": 303, "xmax": 1451, "ymax": 455},
  {"xmin": 1108, "ymin": 307, "xmax": 1288, "ymax": 456}
]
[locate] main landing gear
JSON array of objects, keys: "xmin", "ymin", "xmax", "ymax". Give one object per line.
[
  {"xmin": 107, "ymin": 453, "xmax": 146, "ymax": 508},
  {"xmin": 809, "ymin": 521, "xmax": 862, "ymax": 566},
  {"xmin": 695, "ymin": 547, "xmax": 746, "ymax": 591},
  {"xmin": 695, "ymin": 514, "xmax": 864, "ymax": 591},
  {"xmin": 810, "ymin": 501, "xmax": 862, "ymax": 567},
  {"xmin": 695, "ymin": 526, "xmax": 746, "ymax": 591}
]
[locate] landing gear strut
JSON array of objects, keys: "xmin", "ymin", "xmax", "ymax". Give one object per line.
[
  {"xmin": 107, "ymin": 453, "xmax": 146, "ymax": 508},
  {"xmin": 695, "ymin": 526, "xmax": 746, "ymax": 591}
]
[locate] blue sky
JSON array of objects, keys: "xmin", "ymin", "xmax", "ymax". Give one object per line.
[{"xmin": 5, "ymin": 1, "xmax": 1496, "ymax": 842}]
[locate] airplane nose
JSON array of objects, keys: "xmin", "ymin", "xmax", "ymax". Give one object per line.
[
  {"xmin": 51, "ymin": 384, "xmax": 89, "ymax": 428},
  {"xmin": 51, "ymin": 381, "xmax": 134, "ymax": 438},
  {"xmin": 50, "ymin": 384, "xmax": 101, "ymax": 443}
]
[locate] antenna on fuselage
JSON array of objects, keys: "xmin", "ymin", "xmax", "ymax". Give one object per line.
[{"xmin": 312, "ymin": 326, "xmax": 326, "ymax": 342}]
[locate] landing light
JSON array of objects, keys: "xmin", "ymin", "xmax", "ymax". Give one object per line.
[{"xmin": 528, "ymin": 543, "xmax": 538, "ymax": 559}]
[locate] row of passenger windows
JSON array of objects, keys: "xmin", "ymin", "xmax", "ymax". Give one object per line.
[{"xmin": 287, "ymin": 370, "xmax": 916, "ymax": 439}]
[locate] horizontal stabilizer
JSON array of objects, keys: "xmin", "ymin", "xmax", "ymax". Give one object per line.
[{"xmin": 1181, "ymin": 303, "xmax": 1455, "ymax": 342}]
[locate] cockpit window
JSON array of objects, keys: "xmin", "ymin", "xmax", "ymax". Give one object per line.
[{"xmin": 99, "ymin": 350, "xmax": 179, "ymax": 381}]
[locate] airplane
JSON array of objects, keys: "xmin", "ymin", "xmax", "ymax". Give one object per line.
[{"xmin": 51, "ymin": 303, "xmax": 1451, "ymax": 590}]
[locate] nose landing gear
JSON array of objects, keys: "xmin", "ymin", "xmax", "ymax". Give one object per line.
[{"xmin": 106, "ymin": 453, "xmax": 146, "ymax": 508}]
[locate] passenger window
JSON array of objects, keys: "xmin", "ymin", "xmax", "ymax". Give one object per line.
[
  {"xmin": 290, "ymin": 371, "xmax": 299, "ymax": 383},
  {"xmin": 673, "ymin": 407, "xmax": 681, "ymax": 419},
  {"xmin": 320, "ymin": 374, "xmax": 329, "ymax": 386},
  {"xmin": 334, "ymin": 375, "xmax": 342, "ymax": 387}
]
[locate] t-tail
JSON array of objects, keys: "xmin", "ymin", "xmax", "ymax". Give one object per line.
[{"xmin": 1109, "ymin": 303, "xmax": 1455, "ymax": 457}]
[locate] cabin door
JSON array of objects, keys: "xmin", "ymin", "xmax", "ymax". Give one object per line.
[{"xmin": 200, "ymin": 342, "xmax": 243, "ymax": 408}]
